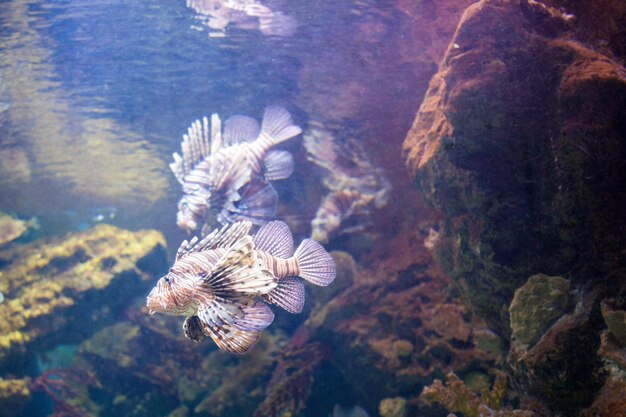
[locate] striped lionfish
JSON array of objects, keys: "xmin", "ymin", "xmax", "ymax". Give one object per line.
[
  {"xmin": 146, "ymin": 220, "xmax": 336, "ymax": 353},
  {"xmin": 170, "ymin": 106, "xmax": 301, "ymax": 234}
]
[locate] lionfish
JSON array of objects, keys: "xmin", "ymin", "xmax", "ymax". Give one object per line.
[
  {"xmin": 170, "ymin": 106, "xmax": 301, "ymax": 234},
  {"xmin": 146, "ymin": 220, "xmax": 336, "ymax": 353}
]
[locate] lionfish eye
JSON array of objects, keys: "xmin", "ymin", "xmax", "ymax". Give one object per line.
[{"xmin": 164, "ymin": 276, "xmax": 171, "ymax": 284}]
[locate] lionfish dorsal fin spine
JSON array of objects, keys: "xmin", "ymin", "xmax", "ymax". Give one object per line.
[
  {"xmin": 170, "ymin": 114, "xmax": 218, "ymax": 182},
  {"xmin": 176, "ymin": 221, "xmax": 252, "ymax": 260},
  {"xmin": 210, "ymin": 113, "xmax": 222, "ymax": 155},
  {"xmin": 253, "ymin": 220, "xmax": 294, "ymax": 258}
]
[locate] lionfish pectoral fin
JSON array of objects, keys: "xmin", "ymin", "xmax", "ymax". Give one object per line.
[
  {"xmin": 183, "ymin": 316, "xmax": 207, "ymax": 342},
  {"xmin": 253, "ymin": 220, "xmax": 294, "ymax": 258},
  {"xmin": 223, "ymin": 115, "xmax": 260, "ymax": 146},
  {"xmin": 294, "ymin": 239, "xmax": 336, "ymax": 286},
  {"xmin": 229, "ymin": 179, "xmax": 278, "ymax": 225},
  {"xmin": 197, "ymin": 299, "xmax": 271, "ymax": 353},
  {"xmin": 199, "ymin": 235, "xmax": 277, "ymax": 295},
  {"xmin": 259, "ymin": 106, "xmax": 302, "ymax": 145},
  {"xmin": 210, "ymin": 326, "xmax": 262, "ymax": 354},
  {"xmin": 261, "ymin": 276, "xmax": 305, "ymax": 314},
  {"xmin": 263, "ymin": 150, "xmax": 294, "ymax": 181}
]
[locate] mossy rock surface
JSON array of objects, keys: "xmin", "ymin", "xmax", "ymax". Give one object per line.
[
  {"xmin": 0, "ymin": 224, "xmax": 167, "ymax": 370},
  {"xmin": 509, "ymin": 274, "xmax": 571, "ymax": 345}
]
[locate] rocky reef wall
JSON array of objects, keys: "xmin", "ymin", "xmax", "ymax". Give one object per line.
[{"xmin": 402, "ymin": 0, "xmax": 626, "ymax": 415}]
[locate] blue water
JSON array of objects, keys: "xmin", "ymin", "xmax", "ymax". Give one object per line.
[
  {"xmin": 0, "ymin": 1, "xmax": 431, "ymax": 415},
  {"xmin": 0, "ymin": 0, "xmax": 424, "ymax": 247}
]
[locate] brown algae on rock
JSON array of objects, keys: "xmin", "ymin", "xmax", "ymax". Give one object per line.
[
  {"xmin": 509, "ymin": 274, "xmax": 571, "ymax": 346},
  {"xmin": 601, "ymin": 298, "xmax": 626, "ymax": 346},
  {"xmin": 0, "ymin": 224, "xmax": 167, "ymax": 363}
]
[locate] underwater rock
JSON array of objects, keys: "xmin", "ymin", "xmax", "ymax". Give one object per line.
[
  {"xmin": 580, "ymin": 368, "xmax": 626, "ymax": 417},
  {"xmin": 0, "ymin": 212, "xmax": 36, "ymax": 246},
  {"xmin": 420, "ymin": 371, "xmax": 533, "ymax": 417},
  {"xmin": 402, "ymin": 0, "xmax": 626, "ymax": 413},
  {"xmin": 0, "ymin": 377, "xmax": 30, "ymax": 417},
  {"xmin": 509, "ymin": 274, "xmax": 571, "ymax": 346},
  {"xmin": 598, "ymin": 330, "xmax": 626, "ymax": 372},
  {"xmin": 601, "ymin": 298, "xmax": 626, "ymax": 346},
  {"xmin": 293, "ymin": 228, "xmax": 498, "ymax": 414},
  {"xmin": 507, "ymin": 287, "xmax": 603, "ymax": 414},
  {"xmin": 0, "ymin": 224, "xmax": 167, "ymax": 370},
  {"xmin": 379, "ymin": 397, "xmax": 407, "ymax": 417}
]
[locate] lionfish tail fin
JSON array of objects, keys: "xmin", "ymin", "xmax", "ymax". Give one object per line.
[
  {"xmin": 259, "ymin": 106, "xmax": 302, "ymax": 145},
  {"xmin": 262, "ymin": 276, "xmax": 305, "ymax": 313},
  {"xmin": 293, "ymin": 239, "xmax": 336, "ymax": 286}
]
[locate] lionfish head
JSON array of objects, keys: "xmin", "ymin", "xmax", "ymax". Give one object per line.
[{"xmin": 146, "ymin": 272, "xmax": 194, "ymax": 316}]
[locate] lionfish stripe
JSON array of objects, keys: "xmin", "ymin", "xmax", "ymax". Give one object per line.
[
  {"xmin": 262, "ymin": 276, "xmax": 305, "ymax": 314},
  {"xmin": 259, "ymin": 106, "xmax": 302, "ymax": 146},
  {"xmin": 200, "ymin": 236, "xmax": 277, "ymax": 295},
  {"xmin": 253, "ymin": 220, "xmax": 294, "ymax": 258},
  {"xmin": 232, "ymin": 301, "xmax": 275, "ymax": 331},
  {"xmin": 209, "ymin": 327, "xmax": 261, "ymax": 354},
  {"xmin": 223, "ymin": 115, "xmax": 260, "ymax": 146},
  {"xmin": 263, "ymin": 150, "xmax": 294, "ymax": 181},
  {"xmin": 293, "ymin": 239, "xmax": 336, "ymax": 286}
]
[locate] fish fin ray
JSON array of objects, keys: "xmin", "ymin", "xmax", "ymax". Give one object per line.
[
  {"xmin": 259, "ymin": 106, "xmax": 302, "ymax": 145},
  {"xmin": 170, "ymin": 116, "xmax": 215, "ymax": 182},
  {"xmin": 201, "ymin": 235, "xmax": 277, "ymax": 295},
  {"xmin": 294, "ymin": 239, "xmax": 336, "ymax": 286},
  {"xmin": 261, "ymin": 276, "xmax": 305, "ymax": 313},
  {"xmin": 264, "ymin": 150, "xmax": 294, "ymax": 181},
  {"xmin": 226, "ymin": 179, "xmax": 278, "ymax": 225},
  {"xmin": 223, "ymin": 115, "xmax": 260, "ymax": 146},
  {"xmin": 176, "ymin": 221, "xmax": 252, "ymax": 259},
  {"xmin": 253, "ymin": 220, "xmax": 294, "ymax": 258},
  {"xmin": 197, "ymin": 299, "xmax": 272, "ymax": 353}
]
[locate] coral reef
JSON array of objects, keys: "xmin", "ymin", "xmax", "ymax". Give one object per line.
[
  {"xmin": 509, "ymin": 274, "xmax": 571, "ymax": 346},
  {"xmin": 402, "ymin": 0, "xmax": 626, "ymax": 413},
  {"xmin": 378, "ymin": 397, "xmax": 407, "ymax": 417},
  {"xmin": 0, "ymin": 224, "xmax": 167, "ymax": 368},
  {"xmin": 420, "ymin": 371, "xmax": 533, "ymax": 417},
  {"xmin": 0, "ymin": 377, "xmax": 30, "ymax": 417},
  {"xmin": 0, "ymin": 212, "xmax": 35, "ymax": 246}
]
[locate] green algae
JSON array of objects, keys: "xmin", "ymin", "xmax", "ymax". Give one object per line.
[
  {"xmin": 0, "ymin": 224, "xmax": 167, "ymax": 365},
  {"xmin": 509, "ymin": 274, "xmax": 571, "ymax": 346}
]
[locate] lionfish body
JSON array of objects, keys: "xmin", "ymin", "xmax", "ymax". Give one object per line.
[
  {"xmin": 146, "ymin": 221, "xmax": 335, "ymax": 353},
  {"xmin": 170, "ymin": 106, "xmax": 301, "ymax": 233}
]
